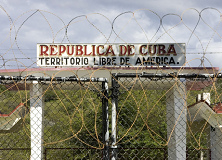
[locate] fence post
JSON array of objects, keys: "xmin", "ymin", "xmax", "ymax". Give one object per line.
[
  {"xmin": 111, "ymin": 75, "xmax": 118, "ymax": 160},
  {"xmin": 102, "ymin": 81, "xmax": 109, "ymax": 160},
  {"xmin": 166, "ymin": 78, "xmax": 187, "ymax": 160},
  {"xmin": 30, "ymin": 81, "xmax": 44, "ymax": 160}
]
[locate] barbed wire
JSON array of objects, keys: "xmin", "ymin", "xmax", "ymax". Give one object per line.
[
  {"xmin": 0, "ymin": 7, "xmax": 221, "ymax": 69},
  {"xmin": 0, "ymin": 6, "xmax": 221, "ymax": 159}
]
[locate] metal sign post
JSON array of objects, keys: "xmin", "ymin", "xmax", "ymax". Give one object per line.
[
  {"xmin": 102, "ymin": 81, "xmax": 109, "ymax": 160},
  {"xmin": 111, "ymin": 75, "xmax": 119, "ymax": 160}
]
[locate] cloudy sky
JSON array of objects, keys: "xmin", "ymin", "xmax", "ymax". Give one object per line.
[{"xmin": 0, "ymin": 0, "xmax": 221, "ymax": 70}]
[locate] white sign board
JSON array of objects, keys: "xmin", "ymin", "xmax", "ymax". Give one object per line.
[{"xmin": 37, "ymin": 43, "xmax": 185, "ymax": 67}]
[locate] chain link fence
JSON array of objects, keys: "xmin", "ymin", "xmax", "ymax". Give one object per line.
[
  {"xmin": 0, "ymin": 73, "xmax": 222, "ymax": 159},
  {"xmin": 0, "ymin": 76, "xmax": 109, "ymax": 160},
  {"xmin": 43, "ymin": 78, "xmax": 109, "ymax": 160},
  {"xmin": 110, "ymin": 73, "xmax": 215, "ymax": 160}
]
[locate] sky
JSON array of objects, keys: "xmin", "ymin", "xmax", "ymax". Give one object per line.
[{"xmin": 0, "ymin": 0, "xmax": 221, "ymax": 70}]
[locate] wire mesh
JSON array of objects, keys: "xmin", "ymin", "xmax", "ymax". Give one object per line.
[
  {"xmin": 111, "ymin": 73, "xmax": 221, "ymax": 160},
  {"xmin": 0, "ymin": 76, "xmax": 108, "ymax": 160},
  {"xmin": 1, "ymin": 74, "xmax": 222, "ymax": 159},
  {"xmin": 0, "ymin": 80, "xmax": 30, "ymax": 159},
  {"xmin": 43, "ymin": 80, "xmax": 106, "ymax": 159}
]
